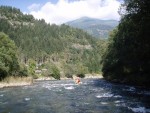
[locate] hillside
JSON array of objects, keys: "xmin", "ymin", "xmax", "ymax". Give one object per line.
[
  {"xmin": 0, "ymin": 6, "xmax": 107, "ymax": 79},
  {"xmin": 65, "ymin": 17, "xmax": 119, "ymax": 39}
]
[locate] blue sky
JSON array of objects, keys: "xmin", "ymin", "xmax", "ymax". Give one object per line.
[
  {"xmin": 0, "ymin": 0, "xmax": 122, "ymax": 24},
  {"xmin": 0, "ymin": 0, "xmax": 57, "ymax": 12},
  {"xmin": 0, "ymin": 0, "xmax": 78, "ymax": 12}
]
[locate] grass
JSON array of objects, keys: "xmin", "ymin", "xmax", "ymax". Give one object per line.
[
  {"xmin": 84, "ymin": 73, "xmax": 103, "ymax": 78},
  {"xmin": 0, "ymin": 76, "xmax": 33, "ymax": 88}
]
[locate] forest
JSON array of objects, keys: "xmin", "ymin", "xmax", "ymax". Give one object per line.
[
  {"xmin": 102, "ymin": 0, "xmax": 150, "ymax": 87},
  {"xmin": 0, "ymin": 6, "xmax": 107, "ymax": 80}
]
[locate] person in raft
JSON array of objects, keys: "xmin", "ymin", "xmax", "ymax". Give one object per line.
[{"xmin": 75, "ymin": 77, "xmax": 81, "ymax": 84}]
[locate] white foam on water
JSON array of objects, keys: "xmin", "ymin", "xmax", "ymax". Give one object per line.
[
  {"xmin": 114, "ymin": 95, "xmax": 122, "ymax": 98},
  {"xmin": 42, "ymin": 85, "xmax": 51, "ymax": 90},
  {"xmin": 92, "ymin": 88, "xmax": 98, "ymax": 92},
  {"xmin": 84, "ymin": 102, "xmax": 89, "ymax": 105},
  {"xmin": 47, "ymin": 88, "xmax": 52, "ymax": 90},
  {"xmin": 60, "ymin": 83, "xmax": 76, "ymax": 86},
  {"xmin": 96, "ymin": 93, "xmax": 114, "ymax": 98},
  {"xmin": 52, "ymin": 89, "xmax": 62, "ymax": 92},
  {"xmin": 101, "ymin": 102, "xmax": 108, "ymax": 105},
  {"xmin": 96, "ymin": 95, "xmax": 103, "ymax": 98},
  {"xmin": 129, "ymin": 87, "xmax": 136, "ymax": 91},
  {"xmin": 43, "ymin": 83, "xmax": 76, "ymax": 88},
  {"xmin": 115, "ymin": 104, "xmax": 120, "ymax": 106},
  {"xmin": 146, "ymin": 109, "xmax": 150, "ymax": 112},
  {"xmin": 64, "ymin": 86, "xmax": 74, "ymax": 90},
  {"xmin": 25, "ymin": 98, "xmax": 31, "ymax": 101},
  {"xmin": 114, "ymin": 100, "xmax": 124, "ymax": 104},
  {"xmin": 43, "ymin": 83, "xmax": 77, "ymax": 91},
  {"xmin": 124, "ymin": 86, "xmax": 136, "ymax": 92},
  {"xmin": 115, "ymin": 103, "xmax": 126, "ymax": 107},
  {"xmin": 23, "ymin": 85, "xmax": 31, "ymax": 89},
  {"xmin": 0, "ymin": 94, "xmax": 4, "ymax": 97},
  {"xmin": 128, "ymin": 107, "xmax": 146, "ymax": 113},
  {"xmin": 143, "ymin": 91, "xmax": 150, "ymax": 96},
  {"xmin": 92, "ymin": 88, "xmax": 103, "ymax": 92},
  {"xmin": 82, "ymin": 82, "xmax": 87, "ymax": 85},
  {"xmin": 114, "ymin": 101, "xmax": 120, "ymax": 103}
]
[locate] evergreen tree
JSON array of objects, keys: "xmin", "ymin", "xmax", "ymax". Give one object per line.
[
  {"xmin": 0, "ymin": 32, "xmax": 20, "ymax": 79},
  {"xmin": 102, "ymin": 0, "xmax": 150, "ymax": 86}
]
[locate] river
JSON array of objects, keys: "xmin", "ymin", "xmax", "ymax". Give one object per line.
[{"xmin": 0, "ymin": 78, "xmax": 150, "ymax": 113}]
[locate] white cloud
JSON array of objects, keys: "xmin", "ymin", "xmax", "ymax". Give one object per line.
[
  {"xmin": 28, "ymin": 0, "xmax": 121, "ymax": 24},
  {"xmin": 28, "ymin": 3, "xmax": 41, "ymax": 11}
]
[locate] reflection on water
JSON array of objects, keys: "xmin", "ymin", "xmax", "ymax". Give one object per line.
[{"xmin": 0, "ymin": 79, "xmax": 150, "ymax": 113}]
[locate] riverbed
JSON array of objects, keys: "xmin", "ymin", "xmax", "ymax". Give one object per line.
[{"xmin": 0, "ymin": 78, "xmax": 150, "ymax": 113}]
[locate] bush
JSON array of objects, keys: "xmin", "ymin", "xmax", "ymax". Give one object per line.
[
  {"xmin": 19, "ymin": 63, "xmax": 28, "ymax": 76},
  {"xmin": 28, "ymin": 59, "xmax": 36, "ymax": 76},
  {"xmin": 76, "ymin": 73, "xmax": 85, "ymax": 78},
  {"xmin": 32, "ymin": 74, "xmax": 38, "ymax": 79},
  {"xmin": 19, "ymin": 69, "xmax": 28, "ymax": 76},
  {"xmin": 51, "ymin": 65, "xmax": 60, "ymax": 80},
  {"xmin": 65, "ymin": 73, "xmax": 73, "ymax": 78},
  {"xmin": 0, "ymin": 32, "xmax": 20, "ymax": 79}
]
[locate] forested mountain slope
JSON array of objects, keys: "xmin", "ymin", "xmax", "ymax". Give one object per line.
[{"xmin": 0, "ymin": 6, "xmax": 107, "ymax": 79}]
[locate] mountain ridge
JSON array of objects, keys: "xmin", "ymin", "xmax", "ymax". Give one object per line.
[{"xmin": 65, "ymin": 17, "xmax": 119, "ymax": 38}]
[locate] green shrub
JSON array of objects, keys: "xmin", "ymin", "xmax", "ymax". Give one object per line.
[
  {"xmin": 51, "ymin": 65, "xmax": 60, "ymax": 80},
  {"xmin": 65, "ymin": 73, "xmax": 73, "ymax": 78},
  {"xmin": 77, "ymin": 73, "xmax": 85, "ymax": 78},
  {"xmin": 19, "ymin": 68, "xmax": 28, "ymax": 76}
]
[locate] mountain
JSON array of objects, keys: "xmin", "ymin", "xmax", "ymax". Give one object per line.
[
  {"xmin": 0, "ymin": 6, "xmax": 107, "ymax": 78},
  {"xmin": 65, "ymin": 17, "xmax": 119, "ymax": 39}
]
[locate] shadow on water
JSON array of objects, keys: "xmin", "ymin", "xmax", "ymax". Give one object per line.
[{"xmin": 91, "ymin": 78, "xmax": 150, "ymax": 110}]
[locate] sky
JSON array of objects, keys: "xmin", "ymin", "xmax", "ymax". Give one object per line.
[{"xmin": 0, "ymin": 0, "xmax": 123, "ymax": 24}]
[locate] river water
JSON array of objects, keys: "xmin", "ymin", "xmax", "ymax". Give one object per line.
[{"xmin": 0, "ymin": 78, "xmax": 150, "ymax": 113}]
